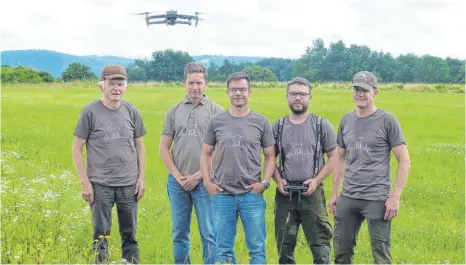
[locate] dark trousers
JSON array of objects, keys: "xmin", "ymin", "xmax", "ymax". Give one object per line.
[
  {"xmin": 274, "ymin": 184, "xmax": 333, "ymax": 264},
  {"xmin": 333, "ymin": 195, "xmax": 391, "ymax": 264},
  {"xmin": 91, "ymin": 183, "xmax": 139, "ymax": 264}
]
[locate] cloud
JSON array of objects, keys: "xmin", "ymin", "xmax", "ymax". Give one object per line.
[{"xmin": 0, "ymin": 0, "xmax": 464, "ymax": 60}]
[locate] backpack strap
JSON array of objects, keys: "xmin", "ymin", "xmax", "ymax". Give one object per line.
[
  {"xmin": 276, "ymin": 117, "xmax": 286, "ymax": 179},
  {"xmin": 313, "ymin": 115, "xmax": 323, "ymax": 176}
]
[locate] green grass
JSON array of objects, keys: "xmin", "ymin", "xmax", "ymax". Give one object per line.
[{"xmin": 1, "ymin": 82, "xmax": 465, "ymax": 264}]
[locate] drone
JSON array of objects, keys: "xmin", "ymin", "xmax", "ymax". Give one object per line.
[{"xmin": 135, "ymin": 10, "xmax": 203, "ymax": 27}]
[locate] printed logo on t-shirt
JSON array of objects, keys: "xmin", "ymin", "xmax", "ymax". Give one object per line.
[
  {"xmin": 181, "ymin": 123, "xmax": 204, "ymax": 138},
  {"xmin": 101, "ymin": 123, "xmax": 133, "ymax": 142},
  {"xmin": 347, "ymin": 134, "xmax": 370, "ymax": 154},
  {"xmin": 286, "ymin": 143, "xmax": 312, "ymax": 157},
  {"xmin": 223, "ymin": 133, "xmax": 249, "ymax": 149}
]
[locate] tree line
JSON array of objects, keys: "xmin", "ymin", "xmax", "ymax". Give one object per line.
[{"xmin": 2, "ymin": 38, "xmax": 464, "ymax": 84}]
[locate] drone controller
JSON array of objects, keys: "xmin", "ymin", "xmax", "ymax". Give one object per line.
[{"xmin": 284, "ymin": 182, "xmax": 308, "ymax": 201}]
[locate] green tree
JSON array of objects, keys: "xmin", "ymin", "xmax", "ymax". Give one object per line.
[
  {"xmin": 242, "ymin": 65, "xmax": 278, "ymax": 82},
  {"xmin": 39, "ymin": 71, "xmax": 56, "ymax": 82},
  {"xmin": 144, "ymin": 49, "xmax": 194, "ymax": 81},
  {"xmin": 127, "ymin": 67, "xmax": 147, "ymax": 82},
  {"xmin": 62, "ymin": 63, "xmax": 97, "ymax": 82},
  {"xmin": 446, "ymin": 58, "xmax": 465, "ymax": 83}
]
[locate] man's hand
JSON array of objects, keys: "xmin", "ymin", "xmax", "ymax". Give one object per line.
[
  {"xmin": 182, "ymin": 174, "xmax": 199, "ymax": 191},
  {"xmin": 247, "ymin": 183, "xmax": 265, "ymax": 195},
  {"xmin": 328, "ymin": 193, "xmax": 339, "ymax": 215},
  {"xmin": 384, "ymin": 194, "xmax": 400, "ymax": 220},
  {"xmin": 81, "ymin": 179, "xmax": 94, "ymax": 205},
  {"xmin": 135, "ymin": 177, "xmax": 146, "ymax": 201},
  {"xmin": 302, "ymin": 178, "xmax": 318, "ymax": 196},
  {"xmin": 204, "ymin": 181, "xmax": 223, "ymax": 196},
  {"xmin": 277, "ymin": 178, "xmax": 289, "ymax": 195}
]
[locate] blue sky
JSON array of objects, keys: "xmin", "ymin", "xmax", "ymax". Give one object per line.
[{"xmin": 1, "ymin": 0, "xmax": 464, "ymax": 60}]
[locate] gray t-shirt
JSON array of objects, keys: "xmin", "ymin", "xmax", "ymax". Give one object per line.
[
  {"xmin": 337, "ymin": 108, "xmax": 406, "ymax": 201},
  {"xmin": 73, "ymin": 100, "xmax": 147, "ymax": 186},
  {"xmin": 161, "ymin": 95, "xmax": 224, "ymax": 176},
  {"xmin": 203, "ymin": 110, "xmax": 275, "ymax": 195},
  {"xmin": 272, "ymin": 114, "xmax": 337, "ymax": 182}
]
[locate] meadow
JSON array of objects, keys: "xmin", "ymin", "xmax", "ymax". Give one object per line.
[{"xmin": 1, "ymin": 81, "xmax": 465, "ymax": 264}]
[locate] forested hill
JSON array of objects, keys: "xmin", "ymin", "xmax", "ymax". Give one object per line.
[
  {"xmin": 2, "ymin": 39, "xmax": 465, "ymax": 84},
  {"xmin": 1, "ymin": 50, "xmax": 266, "ymax": 78}
]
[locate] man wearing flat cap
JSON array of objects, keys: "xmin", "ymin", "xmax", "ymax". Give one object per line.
[
  {"xmin": 72, "ymin": 65, "xmax": 147, "ymax": 264},
  {"xmin": 329, "ymin": 71, "xmax": 411, "ymax": 264}
]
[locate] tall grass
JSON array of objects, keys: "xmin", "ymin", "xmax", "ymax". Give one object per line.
[{"xmin": 1, "ymin": 83, "xmax": 464, "ymax": 264}]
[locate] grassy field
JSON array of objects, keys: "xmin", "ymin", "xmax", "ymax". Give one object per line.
[{"xmin": 1, "ymin": 82, "xmax": 465, "ymax": 264}]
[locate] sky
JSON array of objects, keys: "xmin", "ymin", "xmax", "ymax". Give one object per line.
[{"xmin": 1, "ymin": 0, "xmax": 464, "ymax": 60}]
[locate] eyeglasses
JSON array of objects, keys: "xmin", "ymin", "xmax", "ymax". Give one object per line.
[
  {"xmin": 228, "ymin": 87, "xmax": 249, "ymax": 93},
  {"xmin": 287, "ymin": 92, "xmax": 309, "ymax": 98},
  {"xmin": 353, "ymin": 87, "xmax": 371, "ymax": 93}
]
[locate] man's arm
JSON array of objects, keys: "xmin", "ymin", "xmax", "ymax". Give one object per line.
[
  {"xmin": 309, "ymin": 149, "xmax": 337, "ymax": 186},
  {"xmin": 390, "ymin": 144, "xmax": 411, "ymax": 198},
  {"xmin": 262, "ymin": 145, "xmax": 276, "ymax": 182},
  {"xmin": 159, "ymin": 135, "xmax": 184, "ymax": 181},
  {"xmin": 327, "ymin": 146, "xmax": 345, "ymax": 213},
  {"xmin": 135, "ymin": 137, "xmax": 146, "ymax": 179},
  {"xmin": 72, "ymin": 136, "xmax": 88, "ymax": 182},
  {"xmin": 332, "ymin": 146, "xmax": 345, "ymax": 196},
  {"xmin": 72, "ymin": 136, "xmax": 94, "ymax": 204},
  {"xmin": 200, "ymin": 143, "xmax": 223, "ymax": 195},
  {"xmin": 384, "ymin": 144, "xmax": 411, "ymax": 220},
  {"xmin": 200, "ymin": 143, "xmax": 215, "ymax": 181},
  {"xmin": 135, "ymin": 137, "xmax": 146, "ymax": 200}
]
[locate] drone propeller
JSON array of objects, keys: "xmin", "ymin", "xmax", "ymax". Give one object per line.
[{"xmin": 133, "ymin": 10, "xmax": 165, "ymax": 15}]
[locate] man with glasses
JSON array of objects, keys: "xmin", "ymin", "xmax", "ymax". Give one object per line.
[
  {"xmin": 271, "ymin": 77, "xmax": 336, "ymax": 264},
  {"xmin": 330, "ymin": 71, "xmax": 411, "ymax": 264},
  {"xmin": 159, "ymin": 62, "xmax": 223, "ymax": 264},
  {"xmin": 200, "ymin": 72, "xmax": 276, "ymax": 264}
]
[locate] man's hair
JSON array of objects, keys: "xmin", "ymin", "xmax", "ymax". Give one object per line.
[
  {"xmin": 99, "ymin": 79, "xmax": 127, "ymax": 88},
  {"xmin": 226, "ymin": 72, "xmax": 251, "ymax": 89},
  {"xmin": 286, "ymin": 77, "xmax": 312, "ymax": 93},
  {"xmin": 184, "ymin": 62, "xmax": 208, "ymax": 81}
]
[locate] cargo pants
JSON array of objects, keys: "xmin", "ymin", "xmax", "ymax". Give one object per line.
[
  {"xmin": 90, "ymin": 183, "xmax": 139, "ymax": 264},
  {"xmin": 333, "ymin": 195, "xmax": 392, "ymax": 264},
  {"xmin": 274, "ymin": 184, "xmax": 333, "ymax": 264}
]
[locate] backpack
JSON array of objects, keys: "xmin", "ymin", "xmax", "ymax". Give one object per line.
[{"xmin": 275, "ymin": 114, "xmax": 324, "ymax": 180}]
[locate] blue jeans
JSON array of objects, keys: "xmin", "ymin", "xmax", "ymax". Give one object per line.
[
  {"xmin": 212, "ymin": 192, "xmax": 267, "ymax": 264},
  {"xmin": 167, "ymin": 175, "xmax": 217, "ymax": 264}
]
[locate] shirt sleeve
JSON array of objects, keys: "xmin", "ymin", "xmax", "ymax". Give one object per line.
[
  {"xmin": 322, "ymin": 118, "xmax": 338, "ymax": 153},
  {"xmin": 336, "ymin": 117, "xmax": 346, "ymax": 149},
  {"xmin": 203, "ymin": 117, "xmax": 217, "ymax": 146},
  {"xmin": 261, "ymin": 118, "xmax": 276, "ymax": 148},
  {"xmin": 133, "ymin": 108, "xmax": 147, "ymax": 138},
  {"xmin": 386, "ymin": 114, "xmax": 406, "ymax": 148},
  {"xmin": 73, "ymin": 108, "xmax": 92, "ymax": 140},
  {"xmin": 161, "ymin": 106, "xmax": 176, "ymax": 137}
]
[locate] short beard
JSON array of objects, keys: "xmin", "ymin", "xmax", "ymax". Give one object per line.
[{"xmin": 289, "ymin": 103, "xmax": 308, "ymax": 115}]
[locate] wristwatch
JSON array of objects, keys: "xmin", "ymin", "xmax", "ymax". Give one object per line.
[
  {"xmin": 261, "ymin": 179, "xmax": 270, "ymax": 189},
  {"xmin": 195, "ymin": 172, "xmax": 201, "ymax": 181}
]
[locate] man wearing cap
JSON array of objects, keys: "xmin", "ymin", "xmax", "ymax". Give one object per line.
[
  {"xmin": 329, "ymin": 71, "xmax": 411, "ymax": 264},
  {"xmin": 72, "ymin": 65, "xmax": 147, "ymax": 264},
  {"xmin": 200, "ymin": 72, "xmax": 276, "ymax": 264},
  {"xmin": 159, "ymin": 62, "xmax": 223, "ymax": 264}
]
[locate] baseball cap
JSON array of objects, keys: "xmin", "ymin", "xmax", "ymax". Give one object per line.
[
  {"xmin": 351, "ymin": 71, "xmax": 378, "ymax": 91},
  {"xmin": 101, "ymin": 65, "xmax": 127, "ymax": 80}
]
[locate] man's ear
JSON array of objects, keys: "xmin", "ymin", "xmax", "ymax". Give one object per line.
[{"xmin": 99, "ymin": 80, "xmax": 104, "ymax": 92}]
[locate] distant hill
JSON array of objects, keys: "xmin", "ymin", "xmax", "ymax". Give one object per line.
[{"xmin": 0, "ymin": 50, "xmax": 268, "ymax": 78}]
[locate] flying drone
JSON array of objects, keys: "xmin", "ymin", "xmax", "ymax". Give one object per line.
[{"xmin": 135, "ymin": 10, "xmax": 203, "ymax": 27}]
